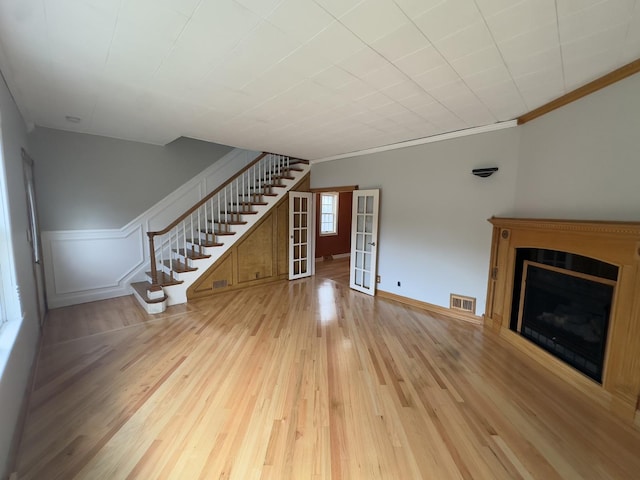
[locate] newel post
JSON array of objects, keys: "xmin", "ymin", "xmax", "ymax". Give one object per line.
[{"xmin": 147, "ymin": 232, "xmax": 158, "ymax": 285}]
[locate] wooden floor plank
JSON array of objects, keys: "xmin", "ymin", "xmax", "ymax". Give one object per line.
[{"xmin": 14, "ymin": 258, "xmax": 640, "ymax": 479}]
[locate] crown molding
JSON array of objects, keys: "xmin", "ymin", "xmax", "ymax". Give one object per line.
[{"xmin": 310, "ymin": 120, "xmax": 518, "ymax": 164}]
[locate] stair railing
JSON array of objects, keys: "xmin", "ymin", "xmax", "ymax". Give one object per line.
[{"xmin": 146, "ymin": 152, "xmax": 295, "ymax": 286}]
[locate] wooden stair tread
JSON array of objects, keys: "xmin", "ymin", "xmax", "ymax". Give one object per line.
[
  {"xmin": 131, "ymin": 281, "xmax": 167, "ymax": 304},
  {"xmin": 249, "ymin": 184, "xmax": 286, "ymax": 190},
  {"xmin": 262, "ymin": 175, "xmax": 294, "ymax": 181},
  {"xmin": 289, "ymin": 158, "xmax": 309, "ymax": 165},
  {"xmin": 143, "ymin": 272, "xmax": 184, "ymax": 286},
  {"xmin": 201, "ymin": 229, "xmax": 236, "ymax": 236},
  {"xmin": 240, "ymin": 194, "xmax": 277, "ymax": 199},
  {"xmin": 186, "ymin": 238, "xmax": 224, "ymax": 247},
  {"xmin": 229, "ymin": 201, "xmax": 268, "ymax": 206},
  {"xmin": 162, "ymin": 259, "xmax": 197, "ymax": 273},
  {"xmin": 208, "ymin": 220, "xmax": 248, "ymax": 225},
  {"xmin": 174, "ymin": 248, "xmax": 211, "ymax": 260}
]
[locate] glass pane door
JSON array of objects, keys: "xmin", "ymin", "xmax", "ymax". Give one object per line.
[
  {"xmin": 350, "ymin": 190, "xmax": 379, "ymax": 295},
  {"xmin": 289, "ymin": 192, "xmax": 314, "ymax": 280}
]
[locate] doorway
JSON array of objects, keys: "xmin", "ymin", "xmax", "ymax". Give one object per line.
[
  {"xmin": 312, "ymin": 186, "xmax": 355, "ymax": 285},
  {"xmin": 311, "ymin": 186, "xmax": 380, "ymax": 294}
]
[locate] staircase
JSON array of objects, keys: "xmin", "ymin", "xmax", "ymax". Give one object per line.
[{"xmin": 131, "ymin": 152, "xmax": 310, "ymax": 313}]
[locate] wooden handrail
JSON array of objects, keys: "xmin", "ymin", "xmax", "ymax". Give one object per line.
[{"xmin": 147, "ymin": 152, "xmax": 268, "ymax": 238}]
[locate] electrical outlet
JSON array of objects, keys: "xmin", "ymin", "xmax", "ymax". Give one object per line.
[
  {"xmin": 397, "ymin": 281, "xmax": 401, "ymax": 287},
  {"xmin": 376, "ymin": 275, "xmax": 381, "ymax": 283}
]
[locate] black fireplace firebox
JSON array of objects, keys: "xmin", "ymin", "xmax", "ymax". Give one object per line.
[{"xmin": 510, "ymin": 249, "xmax": 617, "ymax": 383}]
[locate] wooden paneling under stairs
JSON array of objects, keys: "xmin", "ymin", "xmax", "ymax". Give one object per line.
[
  {"xmin": 13, "ymin": 266, "xmax": 640, "ymax": 479},
  {"xmin": 187, "ymin": 174, "xmax": 310, "ymax": 299}
]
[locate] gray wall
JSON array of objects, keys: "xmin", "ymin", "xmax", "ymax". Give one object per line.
[
  {"xmin": 0, "ymin": 74, "xmax": 40, "ymax": 478},
  {"xmin": 312, "ymin": 71, "xmax": 640, "ymax": 317},
  {"xmin": 311, "ymin": 128, "xmax": 521, "ymax": 314},
  {"xmin": 29, "ymin": 128, "xmax": 233, "ymax": 230},
  {"xmin": 515, "ymin": 73, "xmax": 640, "ymax": 221}
]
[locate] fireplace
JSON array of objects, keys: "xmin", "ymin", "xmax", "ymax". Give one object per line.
[
  {"xmin": 509, "ymin": 249, "xmax": 617, "ymax": 383},
  {"xmin": 484, "ymin": 218, "xmax": 640, "ymax": 424}
]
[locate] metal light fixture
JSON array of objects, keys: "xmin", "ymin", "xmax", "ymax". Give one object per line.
[{"xmin": 472, "ymin": 167, "xmax": 498, "ymax": 178}]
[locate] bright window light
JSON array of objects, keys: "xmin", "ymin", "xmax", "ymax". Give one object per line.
[{"xmin": 320, "ymin": 192, "xmax": 338, "ymax": 235}]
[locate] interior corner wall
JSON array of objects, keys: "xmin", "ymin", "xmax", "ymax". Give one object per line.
[
  {"xmin": 311, "ymin": 127, "xmax": 521, "ymax": 314},
  {"xmin": 0, "ymin": 74, "xmax": 40, "ymax": 478},
  {"xmin": 28, "ymin": 127, "xmax": 234, "ymax": 231},
  {"xmin": 514, "ymin": 72, "xmax": 640, "ymax": 221}
]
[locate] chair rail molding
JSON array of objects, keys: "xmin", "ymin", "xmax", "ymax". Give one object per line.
[{"xmin": 41, "ymin": 148, "xmax": 260, "ymax": 308}]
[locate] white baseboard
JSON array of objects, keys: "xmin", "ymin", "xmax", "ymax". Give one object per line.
[{"xmin": 42, "ymin": 148, "xmax": 260, "ymax": 309}]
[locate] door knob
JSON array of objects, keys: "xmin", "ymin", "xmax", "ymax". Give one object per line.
[{"xmin": 368, "ymin": 242, "xmax": 376, "ymax": 246}]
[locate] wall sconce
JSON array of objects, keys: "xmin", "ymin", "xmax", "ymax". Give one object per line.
[{"xmin": 472, "ymin": 167, "xmax": 498, "ymax": 178}]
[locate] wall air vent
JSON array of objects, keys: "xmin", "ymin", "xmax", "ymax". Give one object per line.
[
  {"xmin": 450, "ymin": 294, "xmax": 476, "ymax": 314},
  {"xmin": 212, "ymin": 280, "xmax": 228, "ymax": 289}
]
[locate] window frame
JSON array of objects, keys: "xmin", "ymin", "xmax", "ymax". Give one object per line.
[{"xmin": 319, "ymin": 192, "xmax": 339, "ymax": 236}]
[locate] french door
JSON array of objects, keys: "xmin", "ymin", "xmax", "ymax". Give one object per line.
[
  {"xmin": 289, "ymin": 192, "xmax": 315, "ymax": 280},
  {"xmin": 350, "ymin": 189, "xmax": 379, "ymax": 295}
]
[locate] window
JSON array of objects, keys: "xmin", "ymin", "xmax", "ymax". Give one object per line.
[{"xmin": 320, "ymin": 192, "xmax": 338, "ymax": 235}]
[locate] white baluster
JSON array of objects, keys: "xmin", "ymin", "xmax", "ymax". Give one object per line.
[
  {"xmin": 183, "ymin": 220, "xmax": 187, "ymax": 265},
  {"xmin": 210, "ymin": 197, "xmax": 215, "ymax": 237},
  {"xmin": 159, "ymin": 236, "xmax": 164, "ymax": 283},
  {"xmin": 171, "ymin": 228, "xmax": 175, "ymax": 273},
  {"xmin": 217, "ymin": 192, "xmax": 221, "ymax": 235},
  {"xmin": 197, "ymin": 207, "xmax": 201, "ymax": 248}
]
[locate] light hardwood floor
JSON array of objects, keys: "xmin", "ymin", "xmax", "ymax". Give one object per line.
[{"xmin": 14, "ymin": 258, "xmax": 640, "ymax": 479}]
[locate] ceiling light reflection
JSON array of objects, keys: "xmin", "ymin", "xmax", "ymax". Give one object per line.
[{"xmin": 318, "ymin": 281, "xmax": 337, "ymax": 324}]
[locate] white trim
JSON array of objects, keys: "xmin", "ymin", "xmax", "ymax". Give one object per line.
[
  {"xmin": 0, "ymin": 118, "xmax": 22, "ymax": 335},
  {"xmin": 41, "ymin": 148, "xmax": 260, "ymax": 308},
  {"xmin": 311, "ymin": 121, "xmax": 518, "ymax": 164}
]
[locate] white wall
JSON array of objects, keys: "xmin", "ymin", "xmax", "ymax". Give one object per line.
[
  {"xmin": 515, "ymin": 73, "xmax": 640, "ymax": 221},
  {"xmin": 0, "ymin": 72, "xmax": 40, "ymax": 477},
  {"xmin": 311, "ymin": 127, "xmax": 521, "ymax": 314},
  {"xmin": 29, "ymin": 127, "xmax": 234, "ymax": 230}
]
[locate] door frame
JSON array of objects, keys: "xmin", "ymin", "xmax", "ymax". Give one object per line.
[{"xmin": 310, "ymin": 185, "xmax": 359, "ymax": 264}]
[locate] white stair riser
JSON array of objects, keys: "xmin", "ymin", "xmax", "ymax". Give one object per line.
[{"xmin": 132, "ymin": 287, "xmax": 167, "ymax": 314}]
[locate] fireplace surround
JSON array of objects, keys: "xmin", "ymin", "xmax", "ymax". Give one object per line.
[{"xmin": 484, "ymin": 218, "xmax": 640, "ymax": 424}]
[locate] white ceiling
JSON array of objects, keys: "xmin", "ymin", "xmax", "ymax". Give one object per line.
[{"xmin": 0, "ymin": 0, "xmax": 638, "ymax": 160}]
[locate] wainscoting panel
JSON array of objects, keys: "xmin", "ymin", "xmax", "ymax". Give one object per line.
[
  {"xmin": 42, "ymin": 148, "xmax": 260, "ymax": 308},
  {"xmin": 43, "ymin": 226, "xmax": 145, "ymax": 303}
]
